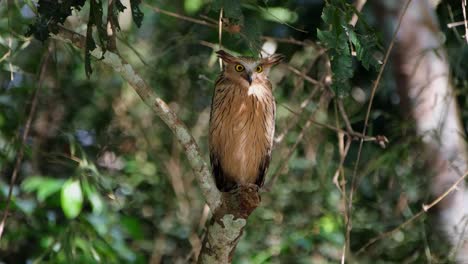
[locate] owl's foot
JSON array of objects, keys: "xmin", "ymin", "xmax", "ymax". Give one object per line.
[
  {"xmin": 228, "ymin": 183, "xmax": 260, "ymax": 195},
  {"xmin": 218, "ymin": 184, "xmax": 261, "ymax": 219}
]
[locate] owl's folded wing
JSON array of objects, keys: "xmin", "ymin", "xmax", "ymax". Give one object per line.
[
  {"xmin": 255, "ymin": 153, "xmax": 271, "ymax": 188},
  {"xmin": 210, "ymin": 152, "xmax": 238, "ymax": 192}
]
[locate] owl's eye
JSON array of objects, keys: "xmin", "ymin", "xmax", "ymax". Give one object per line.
[
  {"xmin": 235, "ymin": 64, "xmax": 245, "ymax": 72},
  {"xmin": 256, "ymin": 65, "xmax": 263, "ymax": 73}
]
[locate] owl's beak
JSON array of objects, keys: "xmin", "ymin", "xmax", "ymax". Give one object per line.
[{"xmin": 242, "ymin": 72, "xmax": 253, "ymax": 85}]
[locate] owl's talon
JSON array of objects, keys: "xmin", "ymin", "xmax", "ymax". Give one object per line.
[
  {"xmin": 228, "ymin": 185, "xmax": 241, "ymax": 195},
  {"xmin": 228, "ymin": 184, "xmax": 260, "ymax": 195}
]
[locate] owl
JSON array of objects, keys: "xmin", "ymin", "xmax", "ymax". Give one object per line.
[{"xmin": 209, "ymin": 50, "xmax": 284, "ymax": 192}]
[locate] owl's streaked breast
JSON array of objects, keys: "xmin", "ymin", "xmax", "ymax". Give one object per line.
[{"xmin": 209, "ymin": 78, "xmax": 275, "ymax": 187}]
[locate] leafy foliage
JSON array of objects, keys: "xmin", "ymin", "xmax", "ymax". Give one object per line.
[
  {"xmin": 26, "ymin": 0, "xmax": 143, "ymax": 77},
  {"xmin": 26, "ymin": 0, "xmax": 86, "ymax": 41},
  {"xmin": 130, "ymin": 0, "xmax": 144, "ymax": 27},
  {"xmin": 317, "ymin": 0, "xmax": 381, "ymax": 95}
]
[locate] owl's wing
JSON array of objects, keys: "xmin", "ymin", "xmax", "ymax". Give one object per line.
[
  {"xmin": 255, "ymin": 153, "xmax": 271, "ymax": 187},
  {"xmin": 210, "ymin": 151, "xmax": 237, "ymax": 192},
  {"xmin": 210, "ymin": 76, "xmax": 238, "ymax": 192},
  {"xmin": 255, "ymin": 92, "xmax": 276, "ymax": 188}
]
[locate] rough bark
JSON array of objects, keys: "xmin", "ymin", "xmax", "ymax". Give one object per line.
[
  {"xmin": 197, "ymin": 185, "xmax": 260, "ymax": 263},
  {"xmin": 381, "ymin": 0, "xmax": 468, "ymax": 262}
]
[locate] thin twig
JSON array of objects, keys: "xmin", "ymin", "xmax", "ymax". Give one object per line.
[
  {"xmin": 264, "ymin": 111, "xmax": 319, "ymax": 191},
  {"xmin": 146, "ymin": 3, "xmax": 263, "ymax": 52},
  {"xmin": 347, "ymin": 0, "xmax": 412, "ymax": 254},
  {"xmin": 199, "ymin": 15, "xmax": 217, "ymax": 24},
  {"xmin": 333, "ymin": 101, "xmax": 351, "ymax": 264},
  {"xmin": 0, "ymin": 46, "xmax": 51, "ymax": 239},
  {"xmin": 447, "ymin": 5, "xmax": 464, "ymax": 42},
  {"xmin": 265, "ymin": 92, "xmax": 332, "ymax": 191},
  {"xmin": 462, "ymin": 0, "xmax": 468, "ymax": 44},
  {"xmin": 145, "ymin": 3, "xmax": 310, "ymax": 49},
  {"xmin": 285, "ymin": 64, "xmax": 320, "ymax": 85},
  {"xmin": 447, "ymin": 20, "xmax": 468, "ymax": 28},
  {"xmin": 144, "ymin": 3, "xmax": 217, "ymax": 29},
  {"xmin": 0, "ymin": 49, "xmax": 11, "ymax": 63},
  {"xmin": 309, "ymin": 119, "xmax": 384, "ymax": 143},
  {"xmin": 357, "ymin": 169, "xmax": 468, "ymax": 254},
  {"xmin": 116, "ymin": 35, "xmax": 150, "ymax": 67},
  {"xmin": 275, "ymin": 86, "xmax": 321, "ymax": 144},
  {"xmin": 218, "ymin": 8, "xmax": 223, "ymax": 69},
  {"xmin": 337, "ymin": 99, "xmax": 354, "ymax": 134},
  {"xmin": 333, "ymin": 135, "xmax": 351, "ymax": 194},
  {"xmin": 350, "ymin": 0, "xmax": 367, "ymax": 27},
  {"xmin": 276, "ymin": 96, "xmax": 385, "ymax": 145},
  {"xmin": 261, "ymin": 36, "xmax": 310, "ymax": 46},
  {"xmin": 257, "ymin": 5, "xmax": 308, "ymax": 33}
]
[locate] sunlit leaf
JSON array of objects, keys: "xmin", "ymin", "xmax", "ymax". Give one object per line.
[
  {"xmin": 260, "ymin": 7, "xmax": 298, "ymax": 24},
  {"xmin": 61, "ymin": 179, "xmax": 84, "ymax": 219},
  {"xmin": 184, "ymin": 0, "xmax": 204, "ymax": 14}
]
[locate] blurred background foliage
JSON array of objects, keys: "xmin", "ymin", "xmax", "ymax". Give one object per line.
[{"xmin": 0, "ymin": 0, "xmax": 467, "ymax": 263}]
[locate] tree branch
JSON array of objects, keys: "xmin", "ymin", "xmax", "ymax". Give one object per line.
[{"xmin": 51, "ymin": 26, "xmax": 221, "ymax": 211}]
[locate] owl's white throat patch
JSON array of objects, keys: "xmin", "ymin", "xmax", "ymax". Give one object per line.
[{"xmin": 247, "ymin": 83, "xmax": 265, "ymax": 97}]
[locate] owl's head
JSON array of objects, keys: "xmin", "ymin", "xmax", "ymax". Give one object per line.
[{"xmin": 216, "ymin": 50, "xmax": 284, "ymax": 86}]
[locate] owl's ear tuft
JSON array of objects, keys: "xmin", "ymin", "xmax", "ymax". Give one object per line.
[
  {"xmin": 263, "ymin": 54, "xmax": 285, "ymax": 66},
  {"xmin": 216, "ymin": 50, "xmax": 236, "ymax": 63}
]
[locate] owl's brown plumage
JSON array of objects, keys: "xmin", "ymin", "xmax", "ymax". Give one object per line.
[{"xmin": 209, "ymin": 50, "xmax": 284, "ymax": 192}]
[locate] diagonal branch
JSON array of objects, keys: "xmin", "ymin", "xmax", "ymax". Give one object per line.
[
  {"xmin": 51, "ymin": 26, "xmax": 221, "ymax": 210},
  {"xmin": 0, "ymin": 45, "xmax": 51, "ymax": 240}
]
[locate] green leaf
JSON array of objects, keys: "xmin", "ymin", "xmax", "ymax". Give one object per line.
[
  {"xmin": 115, "ymin": 0, "xmax": 126, "ymax": 12},
  {"xmin": 331, "ymin": 52, "xmax": 353, "ymax": 80},
  {"xmin": 83, "ymin": 180, "xmax": 104, "ymax": 214},
  {"xmin": 21, "ymin": 176, "xmax": 65, "ymax": 202},
  {"xmin": 25, "ymin": 0, "xmax": 86, "ymax": 41},
  {"xmin": 260, "ymin": 7, "xmax": 298, "ymax": 24},
  {"xmin": 130, "ymin": 0, "xmax": 144, "ymax": 27},
  {"xmin": 83, "ymin": 0, "xmax": 106, "ymax": 78},
  {"xmin": 61, "ymin": 179, "xmax": 84, "ymax": 219},
  {"xmin": 89, "ymin": 0, "xmax": 107, "ymax": 50},
  {"xmin": 317, "ymin": 29, "xmax": 347, "ymax": 51},
  {"xmin": 349, "ymin": 28, "xmax": 380, "ymax": 70},
  {"xmin": 184, "ymin": 0, "xmax": 204, "ymax": 14},
  {"xmin": 318, "ymin": 0, "xmax": 381, "ymax": 95}
]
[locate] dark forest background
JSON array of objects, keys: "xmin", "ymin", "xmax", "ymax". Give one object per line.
[{"xmin": 0, "ymin": 0, "xmax": 467, "ymax": 263}]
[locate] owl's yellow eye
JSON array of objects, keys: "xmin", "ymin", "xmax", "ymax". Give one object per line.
[
  {"xmin": 256, "ymin": 65, "xmax": 263, "ymax": 73},
  {"xmin": 235, "ymin": 64, "xmax": 245, "ymax": 72}
]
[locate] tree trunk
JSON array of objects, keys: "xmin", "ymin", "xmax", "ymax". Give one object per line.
[
  {"xmin": 197, "ymin": 185, "xmax": 260, "ymax": 263},
  {"xmin": 381, "ymin": 0, "xmax": 468, "ymax": 262}
]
